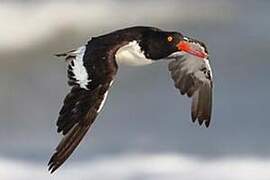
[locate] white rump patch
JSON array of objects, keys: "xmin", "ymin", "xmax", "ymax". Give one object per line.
[
  {"xmin": 69, "ymin": 46, "xmax": 90, "ymax": 89},
  {"xmin": 115, "ymin": 41, "xmax": 153, "ymax": 66}
]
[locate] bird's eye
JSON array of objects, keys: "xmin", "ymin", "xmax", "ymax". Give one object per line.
[{"xmin": 167, "ymin": 36, "xmax": 173, "ymax": 42}]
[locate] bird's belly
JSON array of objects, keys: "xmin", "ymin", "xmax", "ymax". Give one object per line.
[{"xmin": 115, "ymin": 41, "xmax": 154, "ymax": 66}]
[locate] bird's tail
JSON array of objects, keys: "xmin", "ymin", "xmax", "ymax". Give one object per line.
[{"xmin": 55, "ymin": 49, "xmax": 76, "ymax": 58}]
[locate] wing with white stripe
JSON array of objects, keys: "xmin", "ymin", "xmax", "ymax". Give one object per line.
[
  {"xmin": 48, "ymin": 82, "xmax": 112, "ymax": 173},
  {"xmin": 49, "ymin": 41, "xmax": 118, "ymax": 173}
]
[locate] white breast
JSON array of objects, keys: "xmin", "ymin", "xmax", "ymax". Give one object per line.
[{"xmin": 115, "ymin": 40, "xmax": 154, "ymax": 66}]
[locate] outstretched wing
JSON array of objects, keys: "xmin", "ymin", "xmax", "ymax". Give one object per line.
[
  {"xmin": 48, "ymin": 41, "xmax": 117, "ymax": 173},
  {"xmin": 168, "ymin": 54, "xmax": 213, "ymax": 127}
]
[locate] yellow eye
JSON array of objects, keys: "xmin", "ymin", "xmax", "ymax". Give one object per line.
[{"xmin": 167, "ymin": 36, "xmax": 173, "ymax": 42}]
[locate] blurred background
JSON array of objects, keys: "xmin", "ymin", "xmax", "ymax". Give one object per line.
[{"xmin": 1, "ymin": 0, "xmax": 270, "ymax": 179}]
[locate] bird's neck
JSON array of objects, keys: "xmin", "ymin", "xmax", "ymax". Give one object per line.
[
  {"xmin": 115, "ymin": 40, "xmax": 154, "ymax": 66},
  {"xmin": 95, "ymin": 30, "xmax": 154, "ymax": 66}
]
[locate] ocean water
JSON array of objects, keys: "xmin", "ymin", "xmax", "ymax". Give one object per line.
[{"xmin": 1, "ymin": 0, "xmax": 270, "ymax": 179}]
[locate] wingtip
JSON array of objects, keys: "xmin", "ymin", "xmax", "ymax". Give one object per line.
[
  {"xmin": 48, "ymin": 157, "xmax": 55, "ymax": 173},
  {"xmin": 204, "ymin": 119, "xmax": 210, "ymax": 128},
  {"xmin": 48, "ymin": 165, "xmax": 57, "ymax": 174},
  {"xmin": 48, "ymin": 153, "xmax": 61, "ymax": 174},
  {"xmin": 198, "ymin": 118, "xmax": 204, "ymax": 126},
  {"xmin": 191, "ymin": 115, "xmax": 211, "ymax": 128},
  {"xmin": 48, "ymin": 159, "xmax": 60, "ymax": 174},
  {"xmin": 191, "ymin": 107, "xmax": 198, "ymax": 123},
  {"xmin": 191, "ymin": 114, "xmax": 196, "ymax": 123}
]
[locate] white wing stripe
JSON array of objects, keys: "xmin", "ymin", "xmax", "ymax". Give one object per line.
[
  {"xmin": 204, "ymin": 58, "xmax": 213, "ymax": 79},
  {"xmin": 97, "ymin": 91, "xmax": 109, "ymax": 113},
  {"xmin": 97, "ymin": 81, "xmax": 114, "ymax": 113}
]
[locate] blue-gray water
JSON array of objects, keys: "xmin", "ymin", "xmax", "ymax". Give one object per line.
[{"xmin": 1, "ymin": 0, "xmax": 270, "ymax": 179}]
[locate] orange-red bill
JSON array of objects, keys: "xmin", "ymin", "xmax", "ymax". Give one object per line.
[{"xmin": 177, "ymin": 41, "xmax": 207, "ymax": 59}]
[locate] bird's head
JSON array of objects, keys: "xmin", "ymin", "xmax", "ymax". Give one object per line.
[{"xmin": 140, "ymin": 30, "xmax": 208, "ymax": 60}]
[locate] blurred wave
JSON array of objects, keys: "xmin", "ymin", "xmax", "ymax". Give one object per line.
[
  {"xmin": 0, "ymin": 0, "xmax": 234, "ymax": 51},
  {"xmin": 1, "ymin": 153, "xmax": 270, "ymax": 180},
  {"xmin": 1, "ymin": 1, "xmax": 270, "ymax": 179}
]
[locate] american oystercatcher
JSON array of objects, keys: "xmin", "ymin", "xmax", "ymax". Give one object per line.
[{"xmin": 48, "ymin": 26, "xmax": 213, "ymax": 173}]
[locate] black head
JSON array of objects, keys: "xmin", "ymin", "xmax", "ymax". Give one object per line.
[
  {"xmin": 139, "ymin": 30, "xmax": 182, "ymax": 59},
  {"xmin": 139, "ymin": 28, "xmax": 208, "ymax": 60}
]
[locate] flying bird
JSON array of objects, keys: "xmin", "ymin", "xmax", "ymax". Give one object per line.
[{"xmin": 48, "ymin": 26, "xmax": 213, "ymax": 173}]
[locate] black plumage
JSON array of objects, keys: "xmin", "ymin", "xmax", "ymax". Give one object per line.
[{"xmin": 48, "ymin": 26, "xmax": 213, "ymax": 173}]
